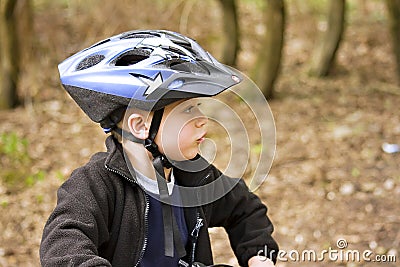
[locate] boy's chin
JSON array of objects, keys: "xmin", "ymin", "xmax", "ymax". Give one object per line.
[
  {"xmin": 184, "ymin": 150, "xmax": 200, "ymax": 161},
  {"xmin": 167, "ymin": 151, "xmax": 199, "ymax": 162}
]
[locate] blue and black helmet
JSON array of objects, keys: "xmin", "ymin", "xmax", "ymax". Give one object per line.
[{"xmin": 58, "ymin": 30, "xmax": 242, "ymax": 132}]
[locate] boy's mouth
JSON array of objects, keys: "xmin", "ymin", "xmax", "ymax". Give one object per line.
[{"xmin": 196, "ymin": 132, "xmax": 207, "ymax": 143}]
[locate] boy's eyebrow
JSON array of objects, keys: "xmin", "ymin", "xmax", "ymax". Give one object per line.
[
  {"xmin": 180, "ymin": 100, "xmax": 199, "ymax": 107},
  {"xmin": 171, "ymin": 99, "xmax": 203, "ymax": 113},
  {"xmin": 183, "ymin": 102, "xmax": 202, "ymax": 109}
]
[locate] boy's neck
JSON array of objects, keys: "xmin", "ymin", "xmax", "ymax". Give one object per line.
[
  {"xmin": 122, "ymin": 140, "xmax": 171, "ymax": 181},
  {"xmin": 163, "ymin": 167, "xmax": 172, "ymax": 181}
]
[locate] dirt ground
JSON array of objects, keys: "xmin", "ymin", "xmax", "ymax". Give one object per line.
[{"xmin": 0, "ymin": 1, "xmax": 399, "ymax": 266}]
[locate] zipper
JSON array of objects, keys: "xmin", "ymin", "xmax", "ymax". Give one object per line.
[
  {"xmin": 105, "ymin": 164, "xmax": 136, "ymax": 184},
  {"xmin": 104, "ymin": 164, "xmax": 149, "ymax": 267},
  {"xmin": 191, "ymin": 214, "xmax": 204, "ymax": 238},
  {"xmin": 189, "ymin": 212, "xmax": 204, "ymax": 265},
  {"xmin": 134, "ymin": 192, "xmax": 149, "ymax": 267},
  {"xmin": 197, "ymin": 172, "xmax": 211, "ymax": 187},
  {"xmin": 195, "ymin": 171, "xmax": 212, "ymax": 211},
  {"xmin": 187, "ymin": 170, "xmax": 212, "ymax": 264}
]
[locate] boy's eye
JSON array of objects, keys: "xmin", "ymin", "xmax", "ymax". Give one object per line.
[
  {"xmin": 184, "ymin": 103, "xmax": 201, "ymax": 113},
  {"xmin": 184, "ymin": 105, "xmax": 194, "ymax": 113}
]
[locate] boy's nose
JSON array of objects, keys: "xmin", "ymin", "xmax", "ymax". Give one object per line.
[{"xmin": 195, "ymin": 115, "xmax": 208, "ymax": 128}]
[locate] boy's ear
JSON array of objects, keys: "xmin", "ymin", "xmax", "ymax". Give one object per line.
[{"xmin": 127, "ymin": 113, "xmax": 150, "ymax": 140}]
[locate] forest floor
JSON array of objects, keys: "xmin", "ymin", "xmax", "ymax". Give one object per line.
[{"xmin": 0, "ymin": 3, "xmax": 399, "ymax": 267}]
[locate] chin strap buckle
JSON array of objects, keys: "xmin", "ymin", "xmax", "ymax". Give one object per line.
[
  {"xmin": 144, "ymin": 139, "xmax": 172, "ymax": 169},
  {"xmin": 144, "ymin": 139, "xmax": 161, "ymax": 156}
]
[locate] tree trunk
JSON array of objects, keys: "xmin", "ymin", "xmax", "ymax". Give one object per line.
[
  {"xmin": 18, "ymin": 0, "xmax": 34, "ymax": 59},
  {"xmin": 309, "ymin": 0, "xmax": 346, "ymax": 77},
  {"xmin": 252, "ymin": 0, "xmax": 285, "ymax": 99},
  {"xmin": 217, "ymin": 0, "xmax": 239, "ymax": 66},
  {"xmin": 386, "ymin": 0, "xmax": 400, "ymax": 84},
  {"xmin": 0, "ymin": 0, "xmax": 20, "ymax": 109}
]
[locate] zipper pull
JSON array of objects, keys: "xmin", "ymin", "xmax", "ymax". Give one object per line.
[
  {"xmin": 189, "ymin": 213, "xmax": 204, "ymax": 265},
  {"xmin": 191, "ymin": 217, "xmax": 204, "ymax": 238}
]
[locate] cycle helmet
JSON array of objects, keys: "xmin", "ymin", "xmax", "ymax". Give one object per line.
[
  {"xmin": 59, "ymin": 29, "xmax": 241, "ymax": 131},
  {"xmin": 59, "ymin": 29, "xmax": 242, "ymax": 164}
]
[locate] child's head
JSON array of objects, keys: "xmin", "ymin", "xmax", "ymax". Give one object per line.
[{"xmin": 58, "ymin": 30, "xmax": 241, "ymax": 165}]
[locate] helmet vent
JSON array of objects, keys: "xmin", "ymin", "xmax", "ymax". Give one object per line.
[
  {"xmin": 164, "ymin": 32, "xmax": 191, "ymax": 46},
  {"xmin": 120, "ymin": 32, "xmax": 160, "ymax": 40},
  {"xmin": 154, "ymin": 59, "xmax": 209, "ymax": 75},
  {"xmin": 113, "ymin": 48, "xmax": 151, "ymax": 66},
  {"xmin": 166, "ymin": 44, "xmax": 200, "ymax": 60},
  {"xmin": 166, "ymin": 46, "xmax": 189, "ymax": 57},
  {"xmin": 76, "ymin": 54, "xmax": 105, "ymax": 71}
]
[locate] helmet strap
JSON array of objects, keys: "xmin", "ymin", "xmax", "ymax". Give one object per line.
[
  {"xmin": 154, "ymin": 156, "xmax": 187, "ymax": 258},
  {"xmin": 112, "ymin": 127, "xmax": 145, "ymax": 144},
  {"xmin": 112, "ymin": 107, "xmax": 171, "ymax": 168},
  {"xmin": 145, "ymin": 108, "xmax": 186, "ymax": 258},
  {"xmin": 144, "ymin": 108, "xmax": 172, "ymax": 168}
]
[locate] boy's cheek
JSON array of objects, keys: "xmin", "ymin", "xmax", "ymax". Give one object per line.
[
  {"xmin": 159, "ymin": 137, "xmax": 187, "ymax": 161},
  {"xmin": 162, "ymin": 138, "xmax": 198, "ymax": 161},
  {"xmin": 158, "ymin": 123, "xmax": 198, "ymax": 160}
]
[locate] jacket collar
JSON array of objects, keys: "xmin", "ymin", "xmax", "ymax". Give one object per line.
[
  {"xmin": 104, "ymin": 135, "xmax": 216, "ymax": 187},
  {"xmin": 104, "ymin": 136, "xmax": 136, "ymax": 182}
]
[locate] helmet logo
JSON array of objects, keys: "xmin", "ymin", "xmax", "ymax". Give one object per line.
[
  {"xmin": 231, "ymin": 75, "xmax": 241, "ymax": 83},
  {"xmin": 131, "ymin": 72, "xmax": 163, "ymax": 96}
]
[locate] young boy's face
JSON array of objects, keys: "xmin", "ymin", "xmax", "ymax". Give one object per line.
[{"xmin": 155, "ymin": 98, "xmax": 208, "ymax": 161}]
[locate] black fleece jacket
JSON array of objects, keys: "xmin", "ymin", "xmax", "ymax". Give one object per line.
[{"xmin": 40, "ymin": 136, "xmax": 278, "ymax": 266}]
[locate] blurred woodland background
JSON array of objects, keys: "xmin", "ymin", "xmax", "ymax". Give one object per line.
[{"xmin": 0, "ymin": 0, "xmax": 400, "ymax": 266}]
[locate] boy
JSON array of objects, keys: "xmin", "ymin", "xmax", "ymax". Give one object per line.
[{"xmin": 40, "ymin": 30, "xmax": 278, "ymax": 267}]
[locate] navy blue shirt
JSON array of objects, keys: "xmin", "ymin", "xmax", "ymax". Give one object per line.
[
  {"xmin": 134, "ymin": 169, "xmax": 189, "ymax": 266},
  {"xmin": 139, "ymin": 194, "xmax": 189, "ymax": 266}
]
